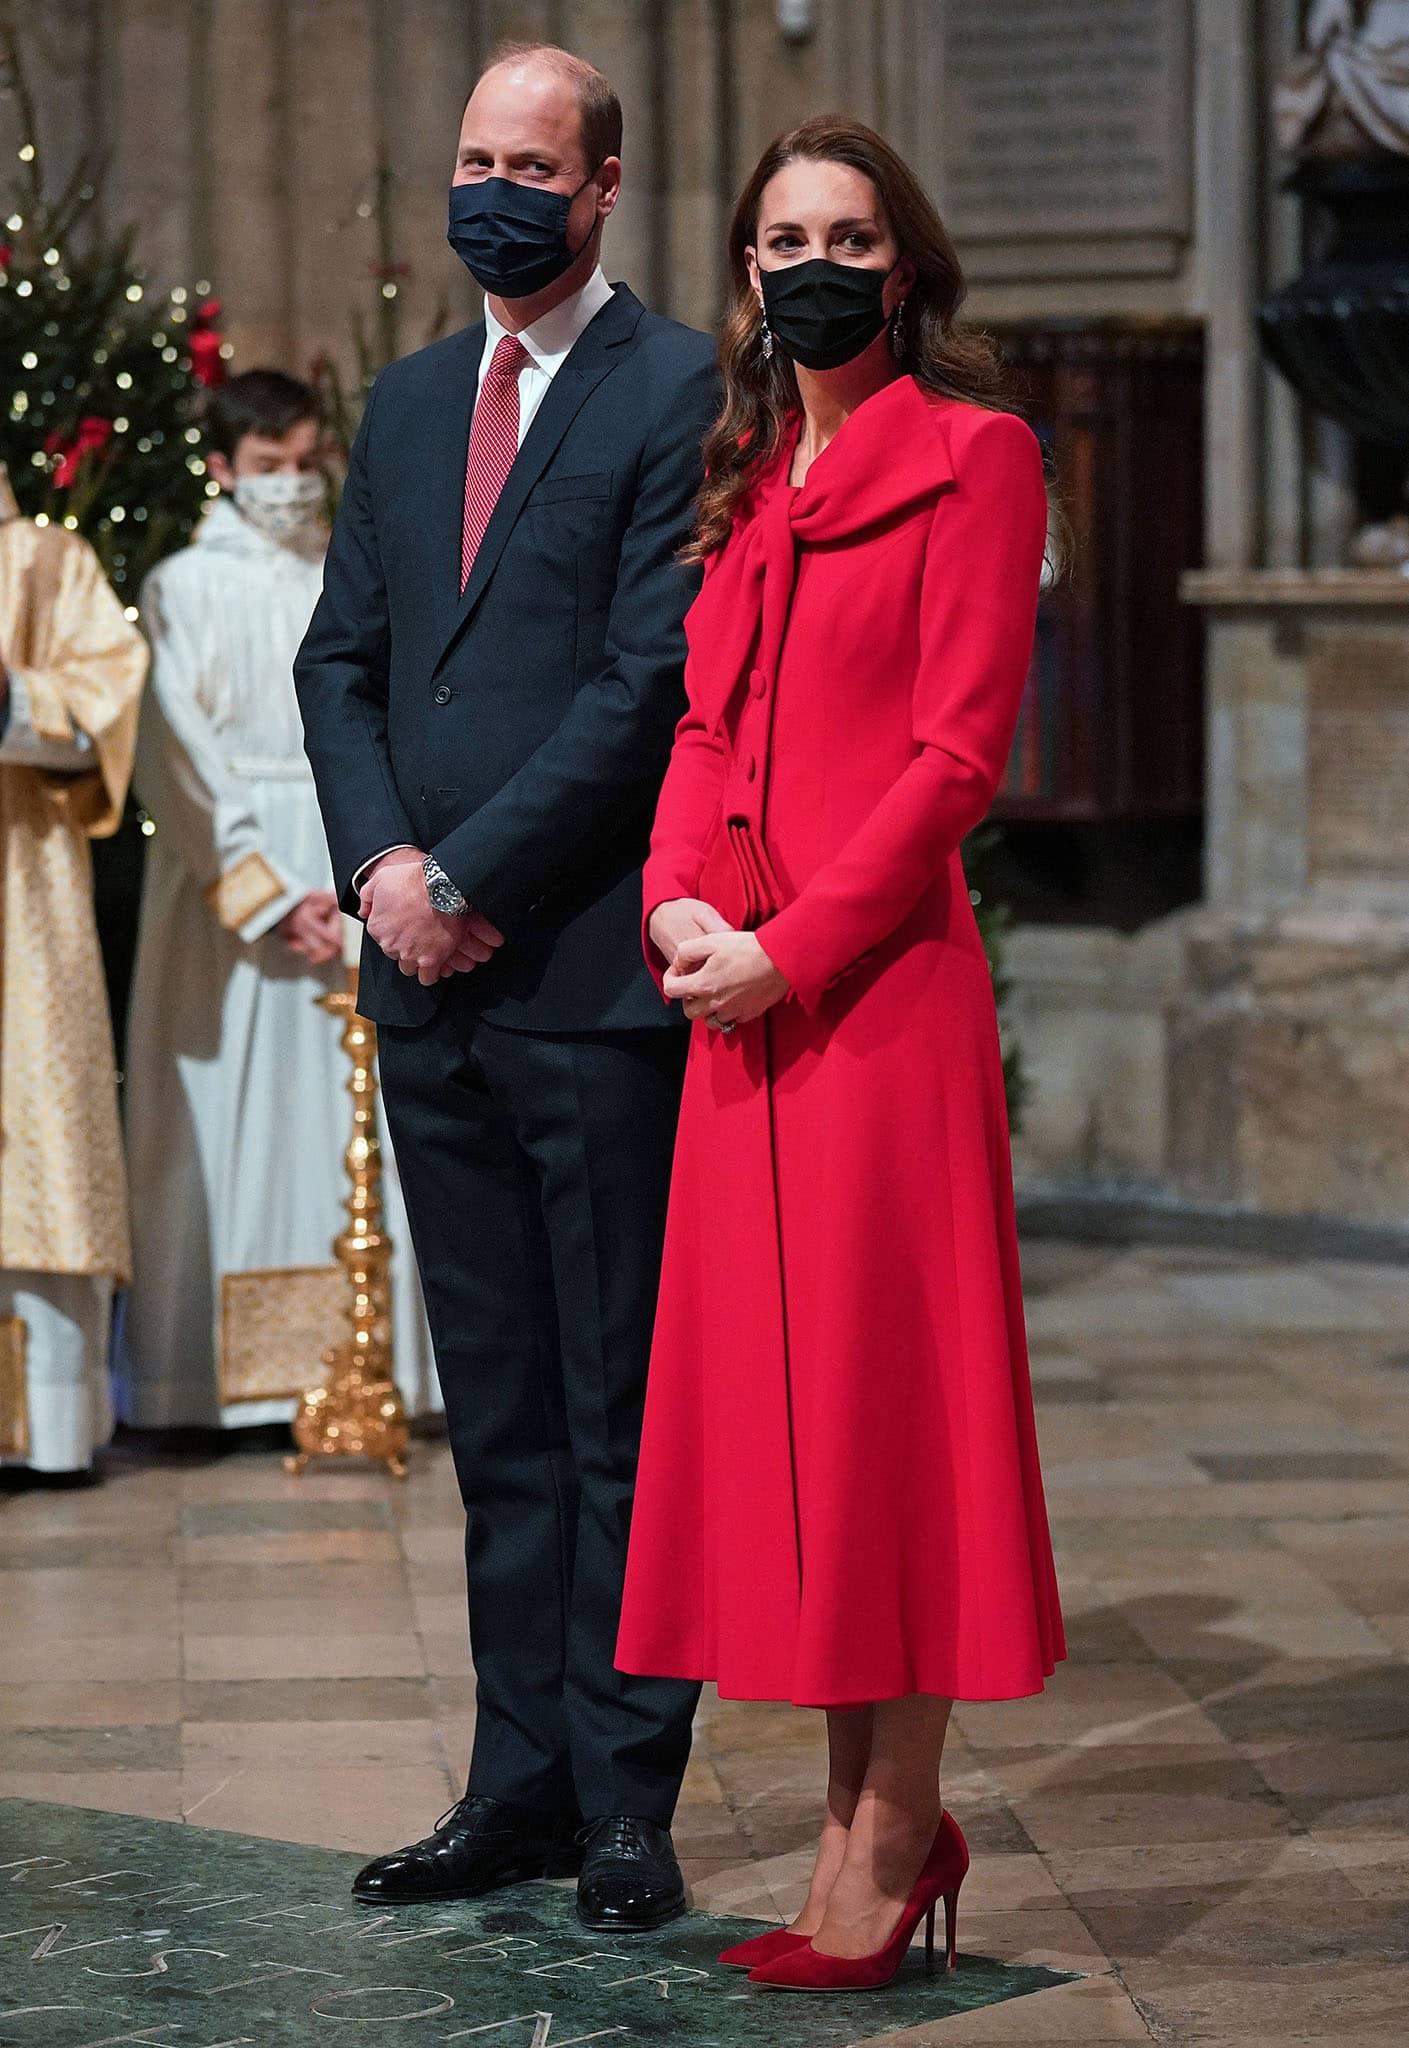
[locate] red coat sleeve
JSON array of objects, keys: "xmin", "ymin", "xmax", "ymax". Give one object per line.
[
  {"xmin": 757, "ymin": 409, "xmax": 1046, "ymax": 1016},
  {"xmin": 641, "ymin": 636, "xmax": 730, "ymax": 994}
]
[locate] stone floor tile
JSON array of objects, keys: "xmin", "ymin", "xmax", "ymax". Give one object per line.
[
  {"xmin": 178, "ymin": 1762, "xmax": 457, "ymax": 1852},
  {"xmin": 179, "ymin": 1593, "xmax": 420, "ymax": 1637},
  {"xmin": 0, "ymin": 1635, "xmax": 180, "ymax": 1683},
  {"xmin": 180, "ymin": 1528, "xmax": 403, "ymax": 1566},
  {"xmin": 870, "ymin": 1971, "xmax": 1155, "ymax": 2043},
  {"xmin": 678, "ymin": 1857, "xmax": 782, "ymax": 1919},
  {"xmin": 0, "ymin": 1769, "xmax": 184, "ymax": 1818},
  {"xmin": 0, "ymin": 1679, "xmax": 181, "ymax": 1726},
  {"xmin": 181, "ymin": 1716, "xmax": 448, "ymax": 1769},
  {"xmin": 178, "ymin": 1458, "xmax": 393, "ymax": 1502},
  {"xmin": 1170, "ymin": 1658, "xmax": 1409, "ymax": 1745},
  {"xmin": 181, "ymin": 1676, "xmax": 433, "ymax": 1721},
  {"xmin": 0, "ymin": 1723, "xmax": 181, "ymax": 1771},
  {"xmin": 418, "ymin": 1629, "xmax": 473, "ymax": 1677},
  {"xmin": 409, "ymin": 1591, "xmax": 469, "ymax": 1634},
  {"xmin": 181, "ymin": 1497, "xmax": 395, "ymax": 1537},
  {"xmin": 1165, "ymin": 1266, "xmax": 1393, "ymax": 1331},
  {"xmin": 965, "ymin": 1851, "xmax": 1070, "ymax": 1914},
  {"xmin": 954, "ymin": 1904, "xmax": 1109, "ymax": 1974},
  {"xmin": 1007, "ymin": 1788, "xmax": 1293, "ymax": 1851},
  {"xmin": 0, "ymin": 1581, "xmax": 180, "ymax": 1638},
  {"xmin": 955, "ymin": 1663, "xmax": 1223, "ymax": 1754},
  {"xmin": 182, "ymin": 1631, "xmax": 427, "ymax": 1682},
  {"xmin": 1117, "ymin": 1959, "xmax": 1409, "ymax": 2041},
  {"xmin": 1305, "ymin": 1832, "xmax": 1409, "ymax": 1901},
  {"xmin": 179, "ymin": 1559, "xmax": 412, "ymax": 1602}
]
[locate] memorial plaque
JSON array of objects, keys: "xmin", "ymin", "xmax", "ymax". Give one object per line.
[
  {"xmin": 0, "ymin": 1800, "xmax": 1078, "ymax": 2048},
  {"xmin": 941, "ymin": 0, "xmax": 1191, "ymax": 246},
  {"xmin": 1308, "ymin": 628, "xmax": 1409, "ymax": 886}
]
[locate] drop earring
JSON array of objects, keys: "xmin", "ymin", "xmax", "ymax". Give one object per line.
[
  {"xmin": 891, "ymin": 299, "xmax": 907, "ymax": 362},
  {"xmin": 760, "ymin": 311, "xmax": 774, "ymax": 361}
]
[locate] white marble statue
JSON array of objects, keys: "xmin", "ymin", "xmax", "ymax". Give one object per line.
[{"xmin": 1275, "ymin": 1, "xmax": 1409, "ymax": 157}]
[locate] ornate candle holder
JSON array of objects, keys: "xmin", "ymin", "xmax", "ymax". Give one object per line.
[{"xmin": 286, "ymin": 969, "xmax": 410, "ymax": 1480}]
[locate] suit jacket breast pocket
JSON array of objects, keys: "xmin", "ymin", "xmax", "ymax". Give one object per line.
[
  {"xmin": 525, "ymin": 473, "xmax": 615, "ymax": 610},
  {"xmin": 528, "ymin": 471, "xmax": 612, "ymax": 509}
]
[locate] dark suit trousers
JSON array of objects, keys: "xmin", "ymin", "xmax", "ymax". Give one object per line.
[{"xmin": 377, "ymin": 994, "xmax": 698, "ymax": 1826}]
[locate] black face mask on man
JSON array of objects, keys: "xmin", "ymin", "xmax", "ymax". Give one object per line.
[
  {"xmin": 447, "ymin": 172, "xmax": 597, "ymax": 300},
  {"xmin": 758, "ymin": 257, "xmax": 896, "ymax": 372}
]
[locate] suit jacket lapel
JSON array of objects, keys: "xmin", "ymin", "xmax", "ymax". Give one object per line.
[
  {"xmin": 432, "ymin": 285, "xmax": 643, "ymax": 676},
  {"xmin": 421, "ymin": 321, "xmax": 484, "ymax": 662}
]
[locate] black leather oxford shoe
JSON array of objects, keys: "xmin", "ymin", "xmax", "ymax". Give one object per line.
[
  {"xmin": 576, "ymin": 1815, "xmax": 687, "ymax": 1932},
  {"xmin": 352, "ymin": 1795, "xmax": 582, "ymax": 1904}
]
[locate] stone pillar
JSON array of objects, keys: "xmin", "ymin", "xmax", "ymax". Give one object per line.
[
  {"xmin": 105, "ymin": 0, "xmax": 202, "ymax": 285},
  {"xmin": 1176, "ymin": 572, "xmax": 1409, "ymax": 1229},
  {"xmin": 1197, "ymin": 0, "xmax": 1261, "ymax": 568},
  {"xmin": 206, "ymin": 0, "xmax": 296, "ymax": 365}
]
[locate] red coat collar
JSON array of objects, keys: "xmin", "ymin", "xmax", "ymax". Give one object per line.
[{"xmin": 691, "ymin": 378, "xmax": 961, "ymax": 734}]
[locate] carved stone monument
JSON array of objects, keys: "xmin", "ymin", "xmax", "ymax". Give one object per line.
[
  {"xmin": 939, "ymin": 0, "xmax": 1192, "ymax": 278},
  {"xmin": 1160, "ymin": 4, "xmax": 1409, "ymax": 1235},
  {"xmin": 1275, "ymin": 1, "xmax": 1409, "ymax": 160}
]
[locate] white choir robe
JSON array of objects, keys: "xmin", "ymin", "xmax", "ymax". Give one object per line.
[{"xmin": 116, "ymin": 497, "xmax": 438, "ymax": 1428}]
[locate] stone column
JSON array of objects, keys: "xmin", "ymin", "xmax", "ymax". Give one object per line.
[
  {"xmin": 1197, "ymin": 0, "xmax": 1261, "ymax": 568},
  {"xmin": 206, "ymin": 0, "xmax": 296, "ymax": 365},
  {"xmin": 105, "ymin": 0, "xmax": 202, "ymax": 285}
]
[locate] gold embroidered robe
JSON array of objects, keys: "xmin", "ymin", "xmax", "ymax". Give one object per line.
[{"xmin": 0, "ymin": 517, "xmax": 148, "ymax": 1280}]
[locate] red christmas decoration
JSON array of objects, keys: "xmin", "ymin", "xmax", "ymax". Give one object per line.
[
  {"xmin": 188, "ymin": 297, "xmax": 227, "ymax": 389},
  {"xmin": 48, "ymin": 415, "xmax": 113, "ymax": 488}
]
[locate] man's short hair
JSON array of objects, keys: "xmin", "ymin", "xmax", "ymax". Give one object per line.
[
  {"xmin": 479, "ymin": 41, "xmax": 623, "ymax": 173},
  {"xmin": 206, "ymin": 369, "xmax": 322, "ymax": 461}
]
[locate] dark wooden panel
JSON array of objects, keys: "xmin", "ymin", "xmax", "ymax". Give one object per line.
[{"xmin": 993, "ymin": 321, "xmax": 1205, "ymax": 825}]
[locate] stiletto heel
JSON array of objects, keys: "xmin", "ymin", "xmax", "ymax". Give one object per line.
[{"xmin": 748, "ymin": 1810, "xmax": 969, "ymax": 1994}]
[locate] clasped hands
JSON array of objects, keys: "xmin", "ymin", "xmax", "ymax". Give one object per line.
[
  {"xmin": 649, "ymin": 898, "xmax": 790, "ymax": 1028},
  {"xmin": 359, "ymin": 847, "xmax": 504, "ymax": 986}
]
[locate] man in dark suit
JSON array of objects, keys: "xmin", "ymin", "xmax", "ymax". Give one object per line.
[{"xmin": 295, "ymin": 42, "xmax": 716, "ymax": 1931}]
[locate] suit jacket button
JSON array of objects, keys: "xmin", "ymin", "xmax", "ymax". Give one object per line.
[
  {"xmin": 433, "ymin": 684, "xmax": 452, "ymax": 706},
  {"xmin": 745, "ymin": 755, "xmax": 757, "ymax": 782},
  {"xmin": 749, "ymin": 668, "xmax": 767, "ymax": 698}
]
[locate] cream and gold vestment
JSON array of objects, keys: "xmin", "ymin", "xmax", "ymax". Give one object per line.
[{"xmin": 0, "ymin": 515, "xmax": 146, "ymax": 1284}]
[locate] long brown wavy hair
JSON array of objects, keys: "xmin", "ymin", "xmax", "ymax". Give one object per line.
[{"xmin": 689, "ymin": 115, "xmax": 1010, "ymax": 562}]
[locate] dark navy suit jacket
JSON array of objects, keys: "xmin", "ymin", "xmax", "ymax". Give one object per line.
[{"xmin": 295, "ymin": 283, "xmax": 718, "ymax": 1031}]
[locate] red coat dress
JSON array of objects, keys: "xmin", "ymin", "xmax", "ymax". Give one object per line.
[{"xmin": 616, "ymin": 375, "xmax": 1066, "ymax": 1706}]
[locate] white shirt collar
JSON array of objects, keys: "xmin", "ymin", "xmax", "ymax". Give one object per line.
[{"xmin": 482, "ymin": 266, "xmax": 614, "ymax": 378}]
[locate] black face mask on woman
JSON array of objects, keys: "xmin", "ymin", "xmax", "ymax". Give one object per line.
[
  {"xmin": 447, "ymin": 172, "xmax": 597, "ymax": 299},
  {"xmin": 758, "ymin": 257, "xmax": 894, "ymax": 372}
]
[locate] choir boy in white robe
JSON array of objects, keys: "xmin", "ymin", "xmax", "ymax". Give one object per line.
[{"xmin": 118, "ymin": 373, "xmax": 436, "ymax": 1430}]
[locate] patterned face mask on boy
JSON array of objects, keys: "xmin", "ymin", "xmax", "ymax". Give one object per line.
[{"xmin": 233, "ymin": 470, "xmax": 327, "ymax": 549}]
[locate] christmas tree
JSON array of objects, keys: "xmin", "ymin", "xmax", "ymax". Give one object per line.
[
  {"xmin": 311, "ymin": 160, "xmax": 452, "ymax": 467},
  {"xmin": 0, "ymin": 13, "xmax": 228, "ymax": 613}
]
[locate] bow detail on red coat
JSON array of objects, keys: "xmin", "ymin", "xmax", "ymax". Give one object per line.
[{"xmin": 687, "ymin": 375, "xmax": 959, "ymax": 737}]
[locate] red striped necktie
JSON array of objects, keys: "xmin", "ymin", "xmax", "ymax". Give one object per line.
[{"xmin": 461, "ymin": 333, "xmax": 530, "ymax": 591}]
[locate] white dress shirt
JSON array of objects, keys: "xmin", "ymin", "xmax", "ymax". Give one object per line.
[
  {"xmin": 355, "ymin": 266, "xmax": 616, "ymax": 896},
  {"xmin": 480, "ymin": 264, "xmax": 614, "ymax": 448}
]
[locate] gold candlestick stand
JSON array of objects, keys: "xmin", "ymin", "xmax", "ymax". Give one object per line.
[{"xmin": 286, "ymin": 969, "xmax": 410, "ymax": 1480}]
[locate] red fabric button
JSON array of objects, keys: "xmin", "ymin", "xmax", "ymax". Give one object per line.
[
  {"xmin": 749, "ymin": 668, "xmax": 767, "ymax": 697},
  {"xmin": 745, "ymin": 756, "xmax": 757, "ymax": 781}
]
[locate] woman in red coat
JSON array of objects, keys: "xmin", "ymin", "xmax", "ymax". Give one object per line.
[{"xmin": 615, "ymin": 117, "xmax": 1065, "ymax": 1992}]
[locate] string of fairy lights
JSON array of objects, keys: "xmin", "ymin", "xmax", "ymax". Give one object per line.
[{"xmin": 1, "ymin": 110, "xmax": 229, "ymax": 614}]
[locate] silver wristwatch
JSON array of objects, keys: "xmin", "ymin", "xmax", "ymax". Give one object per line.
[{"xmin": 422, "ymin": 854, "xmax": 468, "ymax": 916}]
